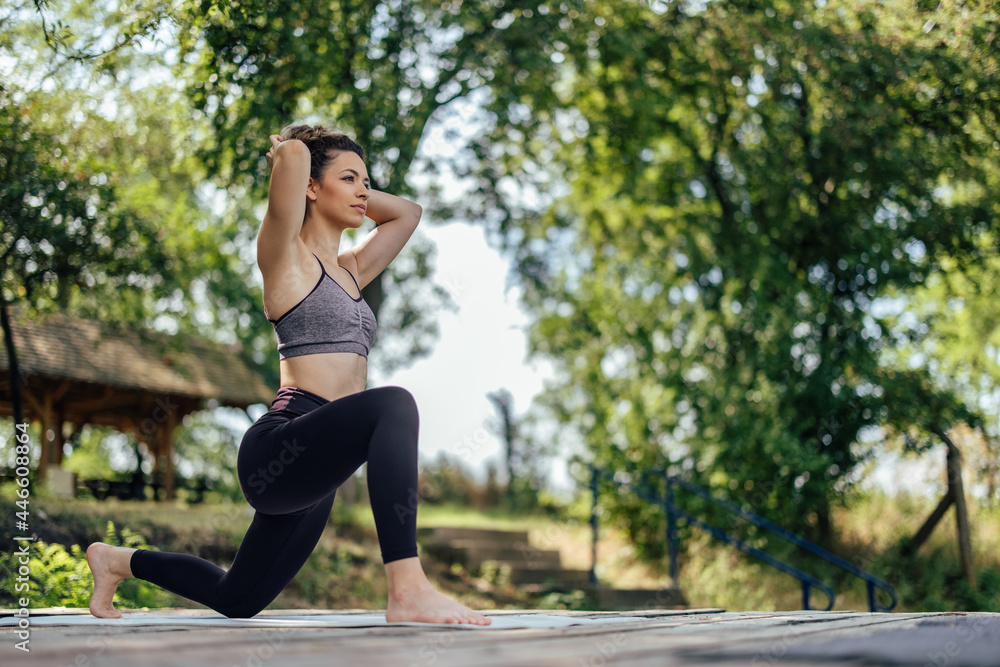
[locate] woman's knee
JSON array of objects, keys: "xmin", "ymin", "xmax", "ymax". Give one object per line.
[
  {"xmin": 374, "ymin": 385, "xmax": 418, "ymax": 422},
  {"xmin": 220, "ymin": 600, "xmax": 267, "ymax": 619}
]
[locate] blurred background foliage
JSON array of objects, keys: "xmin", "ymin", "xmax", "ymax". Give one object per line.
[
  {"xmin": 2, "ymin": 0, "xmax": 999, "ymax": 602},
  {"xmin": 457, "ymin": 0, "xmax": 1000, "ymax": 553}
]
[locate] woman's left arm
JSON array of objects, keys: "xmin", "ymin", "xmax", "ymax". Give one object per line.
[{"xmin": 345, "ymin": 189, "xmax": 422, "ymax": 289}]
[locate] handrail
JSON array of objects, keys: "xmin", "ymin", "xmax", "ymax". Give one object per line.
[
  {"xmin": 671, "ymin": 475, "xmax": 897, "ymax": 612},
  {"xmin": 588, "ymin": 464, "xmax": 897, "ymax": 612}
]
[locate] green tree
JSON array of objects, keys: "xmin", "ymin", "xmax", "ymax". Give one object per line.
[
  {"xmin": 469, "ymin": 0, "xmax": 999, "ymax": 556},
  {"xmin": 169, "ymin": 0, "xmax": 571, "ymax": 373},
  {"xmin": 881, "ymin": 232, "xmax": 1000, "ymax": 504},
  {"xmin": 486, "ymin": 387, "xmax": 554, "ymax": 512},
  {"xmin": 1, "ymin": 1, "xmax": 265, "ymax": 481},
  {"xmin": 2, "ymin": 0, "xmax": 574, "ymax": 486},
  {"xmin": 1, "ymin": 0, "xmax": 224, "ymax": 332},
  {"xmin": 4, "ymin": 0, "xmax": 576, "ymax": 381}
]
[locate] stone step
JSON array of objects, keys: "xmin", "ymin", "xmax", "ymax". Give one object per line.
[
  {"xmin": 586, "ymin": 587, "xmax": 687, "ymax": 610},
  {"xmin": 422, "ymin": 538, "xmax": 532, "ymax": 550},
  {"xmin": 417, "ymin": 525, "xmax": 687, "ymax": 612},
  {"xmin": 502, "ymin": 566, "xmax": 593, "ymax": 586},
  {"xmin": 518, "ymin": 584, "xmax": 686, "ymax": 610},
  {"xmin": 422, "ymin": 537, "xmax": 558, "ymax": 561},
  {"xmin": 518, "ymin": 584, "xmax": 686, "ymax": 608},
  {"xmin": 417, "ymin": 526, "xmax": 530, "ymax": 543},
  {"xmin": 422, "ymin": 543, "xmax": 563, "ymax": 568}
]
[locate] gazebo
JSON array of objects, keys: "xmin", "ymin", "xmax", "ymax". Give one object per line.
[{"xmin": 0, "ymin": 304, "xmax": 274, "ymax": 500}]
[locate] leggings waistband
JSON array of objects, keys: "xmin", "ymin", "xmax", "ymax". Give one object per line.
[{"xmin": 267, "ymin": 386, "xmax": 331, "ymax": 416}]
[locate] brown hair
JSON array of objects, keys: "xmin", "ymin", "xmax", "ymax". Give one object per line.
[{"xmin": 280, "ymin": 124, "xmax": 366, "ymax": 182}]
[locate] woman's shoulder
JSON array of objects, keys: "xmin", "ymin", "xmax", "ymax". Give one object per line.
[{"xmin": 337, "ymin": 250, "xmax": 360, "ymax": 280}]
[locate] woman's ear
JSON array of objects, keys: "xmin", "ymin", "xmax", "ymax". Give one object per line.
[{"xmin": 305, "ymin": 177, "xmax": 319, "ymax": 201}]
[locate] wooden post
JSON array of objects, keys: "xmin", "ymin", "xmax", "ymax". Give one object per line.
[
  {"xmin": 946, "ymin": 439, "xmax": 976, "ymax": 589},
  {"xmin": 135, "ymin": 421, "xmax": 161, "ymax": 501},
  {"xmin": 164, "ymin": 407, "xmax": 176, "ymax": 501},
  {"xmin": 154, "ymin": 418, "xmax": 176, "ymax": 502},
  {"xmin": 54, "ymin": 408, "xmax": 66, "ymax": 466},
  {"xmin": 34, "ymin": 381, "xmax": 73, "ymax": 481},
  {"xmin": 39, "ymin": 392, "xmax": 53, "ymax": 482},
  {"xmin": 935, "ymin": 428, "xmax": 976, "ymax": 590},
  {"xmin": 903, "ymin": 489, "xmax": 953, "ymax": 556}
]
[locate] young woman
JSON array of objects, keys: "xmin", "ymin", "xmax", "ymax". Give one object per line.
[{"xmin": 85, "ymin": 124, "xmax": 491, "ymax": 625}]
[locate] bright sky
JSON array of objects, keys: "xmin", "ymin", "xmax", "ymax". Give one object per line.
[{"xmin": 366, "ymin": 220, "xmax": 572, "ymax": 491}]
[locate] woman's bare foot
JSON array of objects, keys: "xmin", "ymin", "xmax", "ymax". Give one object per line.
[
  {"xmin": 384, "ymin": 557, "xmax": 491, "ymax": 625},
  {"xmin": 386, "ymin": 583, "xmax": 492, "ymax": 625},
  {"xmin": 86, "ymin": 542, "xmax": 137, "ymax": 618}
]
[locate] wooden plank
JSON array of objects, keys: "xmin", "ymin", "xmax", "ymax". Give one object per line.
[{"xmin": 2, "ymin": 610, "xmax": 997, "ymax": 667}]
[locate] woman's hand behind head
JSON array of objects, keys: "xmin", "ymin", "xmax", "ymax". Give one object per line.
[{"xmin": 265, "ymin": 134, "xmax": 284, "ymax": 169}]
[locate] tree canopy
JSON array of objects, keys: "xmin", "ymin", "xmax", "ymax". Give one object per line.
[
  {"xmin": 464, "ymin": 0, "xmax": 1000, "ymax": 550},
  {"xmin": 3, "ymin": 0, "xmax": 999, "ymax": 559}
]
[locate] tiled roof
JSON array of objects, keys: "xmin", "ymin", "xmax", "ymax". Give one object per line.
[{"xmin": 0, "ymin": 305, "xmax": 274, "ymax": 407}]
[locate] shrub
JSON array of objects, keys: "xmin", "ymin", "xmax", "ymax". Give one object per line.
[{"xmin": 0, "ymin": 520, "xmax": 169, "ymax": 610}]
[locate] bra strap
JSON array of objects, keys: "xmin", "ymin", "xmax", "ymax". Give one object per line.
[
  {"xmin": 343, "ymin": 266, "xmax": 362, "ymax": 292},
  {"xmin": 314, "ymin": 251, "xmax": 362, "ymax": 294},
  {"xmin": 311, "ymin": 252, "xmax": 326, "ymax": 277}
]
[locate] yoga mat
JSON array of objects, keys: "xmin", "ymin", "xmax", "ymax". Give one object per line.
[{"xmin": 0, "ymin": 610, "xmax": 657, "ymax": 630}]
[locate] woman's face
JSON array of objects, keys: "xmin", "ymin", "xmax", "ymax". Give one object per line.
[{"xmin": 308, "ymin": 151, "xmax": 370, "ymax": 227}]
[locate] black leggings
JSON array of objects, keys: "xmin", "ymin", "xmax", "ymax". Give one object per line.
[{"xmin": 128, "ymin": 385, "xmax": 421, "ymax": 618}]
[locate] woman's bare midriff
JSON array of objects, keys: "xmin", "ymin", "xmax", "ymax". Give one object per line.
[{"xmin": 279, "ymin": 352, "xmax": 367, "ymax": 403}]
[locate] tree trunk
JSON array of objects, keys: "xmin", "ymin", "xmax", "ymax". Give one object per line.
[{"xmin": 1, "ymin": 297, "xmax": 26, "ymax": 444}]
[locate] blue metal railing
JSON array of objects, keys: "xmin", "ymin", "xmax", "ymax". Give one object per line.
[{"xmin": 588, "ymin": 464, "xmax": 897, "ymax": 612}]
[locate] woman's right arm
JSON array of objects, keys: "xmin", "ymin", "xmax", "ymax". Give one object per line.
[{"xmin": 257, "ymin": 136, "xmax": 310, "ymax": 271}]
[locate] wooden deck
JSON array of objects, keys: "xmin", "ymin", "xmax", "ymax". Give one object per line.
[{"xmin": 2, "ymin": 607, "xmax": 998, "ymax": 666}]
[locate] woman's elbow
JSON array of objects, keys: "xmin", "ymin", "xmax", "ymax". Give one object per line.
[{"xmin": 275, "ymin": 138, "xmax": 309, "ymax": 159}]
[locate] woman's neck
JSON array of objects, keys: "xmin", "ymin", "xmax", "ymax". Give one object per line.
[{"xmin": 299, "ymin": 217, "xmax": 344, "ymax": 260}]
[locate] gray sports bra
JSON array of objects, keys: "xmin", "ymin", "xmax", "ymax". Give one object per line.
[{"xmin": 264, "ymin": 253, "xmax": 377, "ymax": 359}]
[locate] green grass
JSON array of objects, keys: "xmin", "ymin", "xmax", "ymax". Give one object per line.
[
  {"xmin": 407, "ymin": 492, "xmax": 1000, "ymax": 614},
  {"xmin": 672, "ymin": 491, "xmax": 1000, "ymax": 613},
  {"xmin": 2, "ymin": 481, "xmax": 997, "ymax": 613}
]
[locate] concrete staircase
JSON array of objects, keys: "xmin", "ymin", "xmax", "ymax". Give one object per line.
[{"xmin": 417, "ymin": 526, "xmax": 686, "ymax": 610}]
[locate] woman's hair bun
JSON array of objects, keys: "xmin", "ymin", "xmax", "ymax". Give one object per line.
[{"xmin": 279, "ymin": 123, "xmax": 366, "ymax": 181}]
